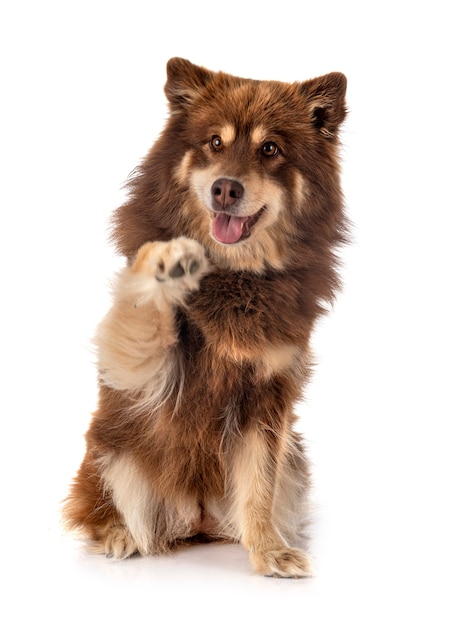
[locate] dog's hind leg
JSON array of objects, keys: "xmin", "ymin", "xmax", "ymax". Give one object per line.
[{"xmin": 64, "ymin": 450, "xmax": 202, "ymax": 558}]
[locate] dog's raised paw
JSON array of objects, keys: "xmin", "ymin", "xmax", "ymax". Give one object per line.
[
  {"xmin": 251, "ymin": 547, "xmax": 312, "ymax": 578},
  {"xmin": 131, "ymin": 237, "xmax": 208, "ymax": 299}
]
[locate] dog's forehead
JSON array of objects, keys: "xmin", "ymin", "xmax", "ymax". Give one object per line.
[{"xmin": 198, "ymin": 80, "xmax": 304, "ymax": 136}]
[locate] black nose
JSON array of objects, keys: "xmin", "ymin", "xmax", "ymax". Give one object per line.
[{"xmin": 211, "ymin": 178, "xmax": 244, "ymax": 211}]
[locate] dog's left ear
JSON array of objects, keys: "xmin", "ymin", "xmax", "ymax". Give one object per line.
[
  {"xmin": 300, "ymin": 72, "xmax": 347, "ymax": 138},
  {"xmin": 165, "ymin": 57, "xmax": 215, "ymax": 110}
]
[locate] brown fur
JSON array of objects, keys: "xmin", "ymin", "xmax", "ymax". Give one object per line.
[{"xmin": 63, "ymin": 58, "xmax": 348, "ymax": 577}]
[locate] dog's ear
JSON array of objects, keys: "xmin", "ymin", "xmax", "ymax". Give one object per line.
[
  {"xmin": 165, "ymin": 58, "xmax": 215, "ymax": 109},
  {"xmin": 299, "ymin": 72, "xmax": 347, "ymax": 138}
]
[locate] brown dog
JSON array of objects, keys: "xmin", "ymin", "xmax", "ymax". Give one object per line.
[{"xmin": 63, "ymin": 58, "xmax": 348, "ymax": 577}]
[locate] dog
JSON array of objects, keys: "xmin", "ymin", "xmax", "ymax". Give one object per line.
[{"xmin": 63, "ymin": 57, "xmax": 348, "ymax": 578}]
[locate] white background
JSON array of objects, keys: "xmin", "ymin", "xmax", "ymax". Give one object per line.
[{"xmin": 1, "ymin": 1, "xmax": 449, "ymax": 624}]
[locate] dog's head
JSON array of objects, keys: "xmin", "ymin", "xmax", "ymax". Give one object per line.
[
  {"xmin": 163, "ymin": 58, "xmax": 347, "ymax": 272},
  {"xmin": 114, "ymin": 59, "xmax": 347, "ymax": 273}
]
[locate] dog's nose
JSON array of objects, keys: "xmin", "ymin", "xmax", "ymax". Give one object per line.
[{"xmin": 211, "ymin": 178, "xmax": 244, "ymax": 211}]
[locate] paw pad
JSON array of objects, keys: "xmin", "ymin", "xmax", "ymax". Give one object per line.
[
  {"xmin": 132, "ymin": 237, "xmax": 208, "ymax": 295},
  {"xmin": 167, "ymin": 258, "xmax": 201, "ymax": 278}
]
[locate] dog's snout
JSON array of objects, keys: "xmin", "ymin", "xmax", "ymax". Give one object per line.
[{"xmin": 211, "ymin": 178, "xmax": 244, "ymax": 211}]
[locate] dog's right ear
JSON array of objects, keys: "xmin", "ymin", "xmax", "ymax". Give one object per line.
[{"xmin": 165, "ymin": 58, "xmax": 215, "ymax": 109}]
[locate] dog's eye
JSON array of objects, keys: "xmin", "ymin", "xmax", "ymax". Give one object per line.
[
  {"xmin": 210, "ymin": 135, "xmax": 223, "ymax": 152},
  {"xmin": 261, "ymin": 142, "xmax": 279, "ymax": 158}
]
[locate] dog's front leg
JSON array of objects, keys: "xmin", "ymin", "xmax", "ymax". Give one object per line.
[
  {"xmin": 232, "ymin": 425, "xmax": 311, "ymax": 578},
  {"xmin": 95, "ymin": 237, "xmax": 208, "ymax": 403}
]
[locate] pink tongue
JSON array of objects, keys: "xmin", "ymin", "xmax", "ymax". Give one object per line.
[{"xmin": 212, "ymin": 213, "xmax": 246, "ymax": 244}]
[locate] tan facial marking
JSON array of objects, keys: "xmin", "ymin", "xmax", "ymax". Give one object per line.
[
  {"xmin": 251, "ymin": 125, "xmax": 269, "ymax": 146},
  {"xmin": 219, "ymin": 124, "xmax": 236, "ymax": 145}
]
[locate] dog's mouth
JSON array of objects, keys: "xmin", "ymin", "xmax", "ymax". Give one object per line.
[{"xmin": 211, "ymin": 208, "xmax": 264, "ymax": 245}]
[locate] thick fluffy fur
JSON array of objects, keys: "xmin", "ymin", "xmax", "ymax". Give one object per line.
[{"xmin": 63, "ymin": 58, "xmax": 348, "ymax": 577}]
